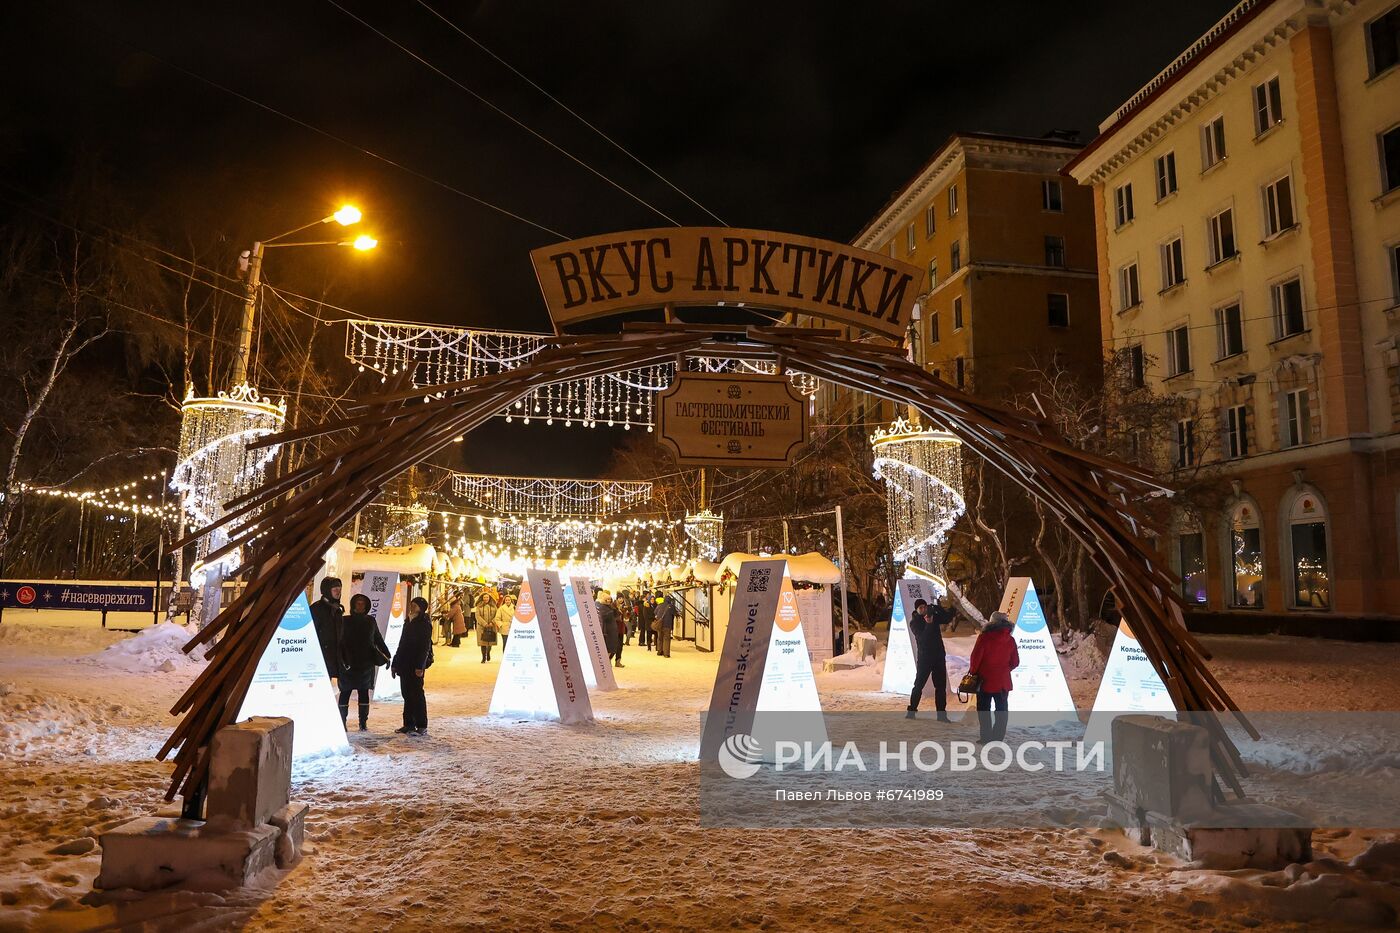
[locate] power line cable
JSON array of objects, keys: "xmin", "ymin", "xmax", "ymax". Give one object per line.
[
  {"xmin": 324, "ymin": 0, "xmax": 682, "ymax": 227},
  {"xmin": 413, "ymin": 0, "xmax": 726, "ymax": 226}
]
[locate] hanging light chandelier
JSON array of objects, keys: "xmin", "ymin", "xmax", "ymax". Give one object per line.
[
  {"xmin": 683, "ymin": 508, "xmax": 724, "ymax": 560},
  {"xmin": 870, "ymin": 416, "xmax": 965, "ymax": 585}
]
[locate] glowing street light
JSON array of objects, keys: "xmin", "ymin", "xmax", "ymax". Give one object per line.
[
  {"xmin": 350, "ymin": 234, "xmax": 378, "ymax": 251},
  {"xmin": 331, "ymin": 204, "xmax": 362, "ymax": 226}
]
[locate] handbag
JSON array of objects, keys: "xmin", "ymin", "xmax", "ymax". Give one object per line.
[{"xmin": 957, "ymin": 672, "xmax": 982, "ymax": 702}]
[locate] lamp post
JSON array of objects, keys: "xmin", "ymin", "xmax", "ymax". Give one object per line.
[{"xmin": 232, "ymin": 205, "xmax": 374, "ymax": 384}]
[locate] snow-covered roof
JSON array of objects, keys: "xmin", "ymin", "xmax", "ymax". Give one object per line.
[
  {"xmin": 690, "ymin": 559, "xmax": 721, "ymax": 583},
  {"xmin": 717, "ymin": 552, "xmax": 841, "ymax": 585},
  {"xmin": 351, "ymin": 542, "xmax": 436, "ymax": 575}
]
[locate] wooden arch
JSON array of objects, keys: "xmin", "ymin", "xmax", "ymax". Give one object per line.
[{"xmin": 164, "ymin": 324, "xmax": 1255, "ymax": 801}]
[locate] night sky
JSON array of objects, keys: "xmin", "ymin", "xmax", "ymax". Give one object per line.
[{"xmin": 2, "ymin": 0, "xmax": 1232, "ymax": 473}]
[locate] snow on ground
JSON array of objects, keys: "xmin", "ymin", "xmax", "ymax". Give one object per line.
[{"xmin": 2, "ymin": 617, "xmax": 1400, "ymax": 931}]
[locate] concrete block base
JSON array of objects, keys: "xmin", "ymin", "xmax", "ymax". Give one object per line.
[
  {"xmin": 269, "ymin": 802, "xmax": 309, "ymax": 868},
  {"xmin": 207, "ymin": 716, "xmax": 293, "ymax": 830},
  {"xmin": 97, "ymin": 816, "xmax": 279, "ymax": 891},
  {"xmin": 1147, "ymin": 803, "xmax": 1313, "ymax": 870}
]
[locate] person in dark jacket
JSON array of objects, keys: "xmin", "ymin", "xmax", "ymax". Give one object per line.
[
  {"xmin": 596, "ymin": 592, "xmax": 622, "ymax": 669},
  {"xmin": 654, "ymin": 595, "xmax": 675, "ymax": 658},
  {"xmin": 338, "ymin": 593, "xmax": 391, "ymax": 731},
  {"xmin": 392, "ymin": 596, "xmax": 434, "ymax": 736},
  {"xmin": 968, "ymin": 610, "xmax": 1020, "ymax": 744},
  {"xmin": 310, "ymin": 577, "xmax": 344, "ymax": 680},
  {"xmin": 639, "ymin": 593, "xmax": 655, "ymax": 650},
  {"xmin": 907, "ymin": 596, "xmax": 954, "ymax": 721}
]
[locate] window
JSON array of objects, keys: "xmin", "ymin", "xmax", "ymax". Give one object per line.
[
  {"xmin": 1253, "ymin": 76, "xmax": 1283, "ymax": 136},
  {"xmin": 1047, "ymin": 293, "xmax": 1069, "ymax": 327},
  {"xmin": 1282, "ymin": 388, "xmax": 1310, "ymax": 447},
  {"xmin": 1271, "ymin": 277, "xmax": 1306, "ymax": 338},
  {"xmin": 1224, "ymin": 404, "xmax": 1250, "ymax": 459},
  {"xmin": 1382, "ymin": 126, "xmax": 1400, "ymax": 194},
  {"xmin": 1155, "ymin": 151, "xmax": 1178, "ymax": 200},
  {"xmin": 1119, "ymin": 262, "xmax": 1141, "ymax": 310},
  {"xmin": 1263, "ymin": 175, "xmax": 1295, "ymax": 236},
  {"xmin": 1216, "ymin": 302, "xmax": 1244, "ymax": 358},
  {"xmin": 1228, "ymin": 501, "xmax": 1264, "ymax": 608},
  {"xmin": 1368, "ymin": 6, "xmax": 1400, "ymax": 77},
  {"xmin": 950, "ymin": 240, "xmax": 962, "ymax": 273},
  {"xmin": 906, "ymin": 224, "xmax": 917, "ymax": 253},
  {"xmin": 930, "ymin": 311, "xmax": 940, "ymax": 344},
  {"xmin": 1208, "ymin": 208, "xmax": 1237, "ymax": 264},
  {"xmin": 1128, "ymin": 344, "xmax": 1146, "ymax": 388},
  {"xmin": 1114, "ymin": 183, "xmax": 1134, "ymax": 227},
  {"xmin": 1287, "ymin": 491, "xmax": 1330, "ymax": 609},
  {"xmin": 927, "ymin": 258, "xmax": 938, "ymax": 290},
  {"xmin": 953, "ymin": 295, "xmax": 964, "ymax": 329},
  {"xmin": 1167, "ymin": 323, "xmax": 1191, "ymax": 376},
  {"xmin": 1202, "ymin": 115, "xmax": 1227, "ymax": 169},
  {"xmin": 1042, "ymin": 178, "xmax": 1063, "ymax": 212},
  {"xmin": 1391, "ymin": 243, "xmax": 1400, "ymax": 302},
  {"xmin": 1044, "ymin": 235, "xmax": 1066, "ymax": 267},
  {"xmin": 1174, "ymin": 419, "xmax": 1197, "ymax": 468},
  {"xmin": 1160, "ymin": 236, "xmax": 1185, "ymax": 290},
  {"xmin": 924, "ymin": 204, "xmax": 936, "ymax": 237},
  {"xmin": 948, "ymin": 184, "xmax": 959, "ymax": 217},
  {"xmin": 954, "ymin": 356, "xmax": 965, "ymax": 388},
  {"xmin": 1178, "ymin": 532, "xmax": 1207, "ymax": 604}
]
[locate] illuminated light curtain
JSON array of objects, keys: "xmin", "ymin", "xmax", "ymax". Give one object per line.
[
  {"xmin": 683, "ymin": 508, "xmax": 724, "ymax": 560},
  {"xmin": 449, "ymin": 472, "xmax": 653, "ymax": 518},
  {"xmin": 171, "ymin": 383, "xmax": 286, "ymax": 576},
  {"xmin": 344, "ymin": 320, "xmax": 818, "ymax": 430},
  {"xmin": 870, "ymin": 417, "xmax": 965, "ymax": 584}
]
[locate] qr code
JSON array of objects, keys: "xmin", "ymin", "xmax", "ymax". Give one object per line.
[
  {"xmin": 747, "ymin": 568, "xmax": 772, "ymax": 594},
  {"xmin": 370, "ymin": 577, "xmax": 387, "ymax": 593}
]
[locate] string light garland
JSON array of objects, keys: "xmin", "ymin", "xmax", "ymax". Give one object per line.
[
  {"xmin": 449, "ymin": 472, "xmax": 653, "ymax": 517},
  {"xmin": 12, "ymin": 473, "xmax": 179, "ymax": 522},
  {"xmin": 870, "ymin": 416, "xmax": 966, "ymax": 585},
  {"xmin": 683, "ymin": 508, "xmax": 724, "ymax": 560},
  {"xmin": 344, "ymin": 320, "xmax": 819, "ymax": 430}
]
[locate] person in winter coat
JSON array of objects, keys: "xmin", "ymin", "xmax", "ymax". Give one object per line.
[
  {"xmin": 968, "ymin": 610, "xmax": 1020, "ymax": 744},
  {"xmin": 494, "ymin": 595, "xmax": 515, "ymax": 652},
  {"xmin": 615, "ymin": 605, "xmax": 628, "ymax": 667},
  {"xmin": 639, "ymin": 594, "xmax": 656, "ymax": 651},
  {"xmin": 906, "ymin": 597, "xmax": 953, "ymax": 721},
  {"xmin": 338, "ymin": 593, "xmax": 391, "ymax": 731},
  {"xmin": 392, "ymin": 596, "xmax": 434, "ymax": 736},
  {"xmin": 448, "ymin": 598, "xmax": 468, "ymax": 647},
  {"xmin": 654, "ymin": 595, "xmax": 675, "ymax": 658},
  {"xmin": 310, "ymin": 577, "xmax": 344, "ymax": 680},
  {"xmin": 475, "ymin": 593, "xmax": 499, "ymax": 662},
  {"xmin": 596, "ymin": 592, "xmax": 622, "ymax": 669}
]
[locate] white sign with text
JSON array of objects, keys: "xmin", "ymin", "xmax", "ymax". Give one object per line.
[
  {"xmin": 998, "ymin": 577, "xmax": 1076, "ymax": 719},
  {"xmin": 566, "ymin": 576, "xmax": 617, "ymax": 691}
]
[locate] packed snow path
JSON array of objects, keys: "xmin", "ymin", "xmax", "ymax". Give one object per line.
[{"xmin": 2, "ymin": 617, "xmax": 1399, "ymax": 930}]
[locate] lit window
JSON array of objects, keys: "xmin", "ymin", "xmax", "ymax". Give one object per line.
[
  {"xmin": 1155, "ymin": 151, "xmax": 1178, "ymax": 200},
  {"xmin": 1114, "ymin": 183, "xmax": 1134, "ymax": 227},
  {"xmin": 1042, "ymin": 179, "xmax": 1063, "ymax": 212},
  {"xmin": 1215, "ymin": 302, "xmax": 1243, "ymax": 358},
  {"xmin": 1178, "ymin": 532, "xmax": 1207, "ymax": 603},
  {"xmin": 948, "ymin": 184, "xmax": 959, "ymax": 217},
  {"xmin": 1119, "ymin": 262, "xmax": 1141, "ymax": 310},
  {"xmin": 1287, "ymin": 491, "xmax": 1330, "ymax": 609},
  {"xmin": 1263, "ymin": 175, "xmax": 1296, "ymax": 236},
  {"xmin": 1271, "ymin": 277, "xmax": 1306, "ymax": 338},
  {"xmin": 1160, "ymin": 236, "xmax": 1186, "ymax": 290},
  {"xmin": 907, "ymin": 224, "xmax": 917, "ymax": 254},
  {"xmin": 1253, "ymin": 76, "xmax": 1283, "ymax": 136},
  {"xmin": 1208, "ymin": 208, "xmax": 1237, "ymax": 264},
  {"xmin": 1166, "ymin": 324, "xmax": 1191, "ymax": 376},
  {"xmin": 1047, "ymin": 293, "xmax": 1069, "ymax": 328},
  {"xmin": 1202, "ymin": 115, "xmax": 1227, "ymax": 169},
  {"xmin": 1228, "ymin": 501, "xmax": 1264, "ymax": 608}
]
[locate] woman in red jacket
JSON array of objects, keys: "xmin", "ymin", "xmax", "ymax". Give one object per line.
[{"xmin": 968, "ymin": 610, "xmax": 1019, "ymax": 744}]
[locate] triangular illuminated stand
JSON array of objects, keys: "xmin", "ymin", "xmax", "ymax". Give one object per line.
[
  {"xmin": 238, "ymin": 594, "xmax": 352, "ymax": 759},
  {"xmin": 565, "ymin": 576, "xmax": 618, "ymax": 691},
  {"xmin": 488, "ymin": 569, "xmax": 594, "ymax": 724},
  {"xmin": 998, "ymin": 577, "xmax": 1077, "ymax": 725},
  {"xmin": 880, "ymin": 575, "xmax": 943, "ymax": 698},
  {"xmin": 1084, "ymin": 620, "xmax": 1177, "ymax": 747},
  {"xmin": 354, "ymin": 571, "xmax": 404, "ymax": 701},
  {"xmin": 699, "ymin": 560, "xmax": 825, "ymax": 763}
]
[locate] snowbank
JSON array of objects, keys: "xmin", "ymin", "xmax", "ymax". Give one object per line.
[{"xmin": 82, "ymin": 622, "xmax": 204, "ymax": 673}]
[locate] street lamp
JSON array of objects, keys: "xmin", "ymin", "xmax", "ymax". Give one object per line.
[{"xmin": 232, "ymin": 205, "xmax": 377, "ymax": 384}]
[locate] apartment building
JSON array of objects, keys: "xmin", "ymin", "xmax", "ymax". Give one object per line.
[
  {"xmin": 810, "ymin": 132, "xmax": 1101, "ymax": 431},
  {"xmin": 1066, "ymin": 0, "xmax": 1400, "ymax": 623}
]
